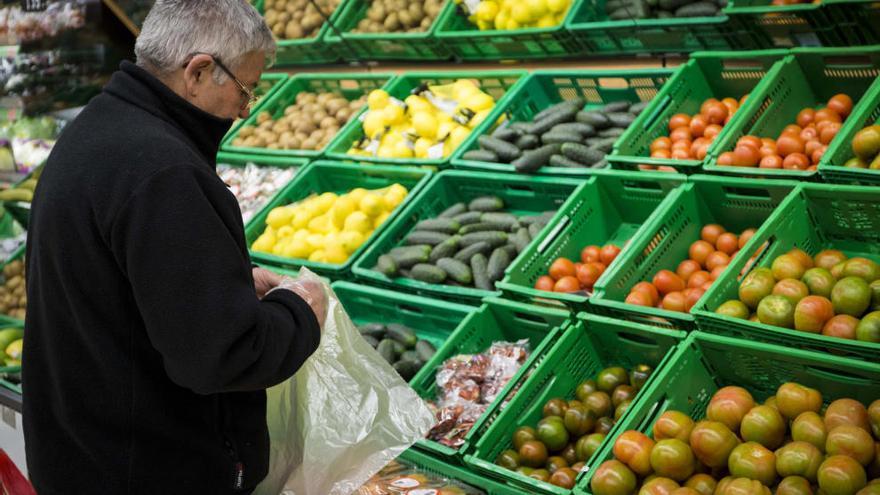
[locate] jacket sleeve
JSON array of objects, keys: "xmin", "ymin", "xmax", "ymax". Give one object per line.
[{"xmin": 109, "ymin": 165, "xmax": 321, "ymax": 395}]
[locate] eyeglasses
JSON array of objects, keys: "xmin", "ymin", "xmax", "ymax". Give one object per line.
[{"xmin": 185, "ymin": 53, "xmax": 258, "ymax": 109}]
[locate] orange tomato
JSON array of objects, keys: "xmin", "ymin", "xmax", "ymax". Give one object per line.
[
  {"xmin": 706, "ymin": 251, "xmax": 731, "ymax": 271},
  {"xmin": 677, "ymin": 259, "xmax": 702, "ymax": 282},
  {"xmin": 811, "ymin": 145, "xmax": 826, "ymax": 165},
  {"xmin": 671, "ymin": 127, "xmax": 693, "ymax": 143},
  {"xmin": 804, "ymin": 139, "xmax": 823, "ymax": 158},
  {"xmin": 704, "ymin": 102, "xmax": 729, "ymax": 125},
  {"xmin": 554, "ymin": 276, "xmax": 581, "ymax": 293},
  {"xmin": 701, "ymin": 224, "xmax": 726, "ymax": 245},
  {"xmin": 759, "ymin": 155, "xmax": 783, "ymax": 169},
  {"xmin": 814, "ymin": 108, "xmax": 842, "ymax": 124},
  {"xmin": 662, "ymin": 291, "xmax": 687, "ymax": 312},
  {"xmin": 827, "ymin": 94, "xmax": 853, "ymax": 118},
  {"xmin": 669, "ymin": 113, "xmax": 691, "ymax": 131},
  {"xmin": 710, "ymin": 265, "xmax": 727, "ymax": 280},
  {"xmin": 782, "ymin": 153, "xmax": 810, "ymax": 170},
  {"xmin": 738, "ymin": 228, "xmax": 756, "ymax": 249},
  {"xmin": 651, "ymin": 137, "xmax": 673, "ymax": 153},
  {"xmin": 737, "ymin": 136, "xmax": 763, "ymax": 150},
  {"xmin": 671, "ymin": 138, "xmax": 693, "ymax": 151},
  {"xmin": 653, "ymin": 270, "xmax": 686, "ymax": 295},
  {"xmin": 721, "ymin": 97, "xmax": 739, "ymax": 115},
  {"xmin": 800, "ymin": 127, "xmax": 819, "ymax": 142},
  {"xmin": 716, "ymin": 233, "xmax": 739, "ymax": 255},
  {"xmin": 796, "ymin": 108, "xmax": 815, "ymax": 128},
  {"xmin": 819, "ymin": 123, "xmax": 841, "ymax": 145},
  {"xmin": 689, "ymin": 240, "xmax": 715, "ymax": 267},
  {"xmin": 632, "ymin": 281, "xmax": 660, "ymax": 306},
  {"xmin": 576, "ymin": 263, "xmax": 603, "ymax": 290},
  {"xmin": 651, "ymin": 149, "xmax": 672, "ymax": 159},
  {"xmin": 701, "ymin": 98, "xmax": 721, "ymax": 116},
  {"xmin": 581, "ymin": 245, "xmax": 601, "ymax": 264},
  {"xmin": 535, "ymin": 275, "xmax": 555, "ymax": 291},
  {"xmin": 600, "ymin": 245, "xmax": 622, "ymax": 265},
  {"xmin": 759, "ymin": 144, "xmax": 777, "ymax": 157},
  {"xmin": 733, "ymin": 145, "xmax": 760, "ymax": 167},
  {"xmin": 739, "ymin": 94, "xmax": 750, "ymax": 107},
  {"xmin": 717, "ymin": 152, "xmax": 736, "ymax": 166},
  {"xmin": 689, "ymin": 115, "xmax": 708, "ymax": 139},
  {"xmin": 626, "ymin": 290, "xmax": 654, "ymax": 307},
  {"xmin": 671, "ymin": 149, "xmax": 691, "ymax": 160},
  {"xmin": 777, "ymin": 135, "xmax": 805, "ymax": 157},
  {"xmin": 781, "ymin": 124, "xmax": 803, "ymax": 137},
  {"xmin": 704, "ymin": 124, "xmax": 723, "ymax": 140},
  {"xmin": 688, "ymin": 271, "xmax": 712, "ymax": 289},
  {"xmin": 549, "ymin": 258, "xmax": 576, "ymax": 280}
]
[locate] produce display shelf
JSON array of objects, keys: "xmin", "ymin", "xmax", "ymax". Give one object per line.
[
  {"xmin": 352, "ymin": 170, "xmax": 583, "ymax": 305},
  {"xmin": 256, "ymin": 0, "xmax": 341, "ymax": 65},
  {"xmin": 723, "ymin": 0, "xmax": 842, "ymax": 49},
  {"xmin": 224, "ymin": 73, "xmax": 289, "ymax": 140},
  {"xmin": 823, "ymin": 0, "xmax": 880, "ymax": 46},
  {"xmin": 220, "ymin": 73, "xmax": 395, "ymax": 158},
  {"xmin": 245, "ymin": 160, "xmax": 432, "ymax": 278},
  {"xmin": 819, "ymin": 74, "xmax": 880, "ymax": 185},
  {"xmin": 607, "ymin": 50, "xmax": 788, "ymax": 173},
  {"xmin": 704, "ymin": 46, "xmax": 880, "ymax": 181},
  {"xmin": 0, "ymin": 244, "xmax": 26, "ymax": 328},
  {"xmin": 590, "ymin": 175, "xmax": 798, "ymax": 330},
  {"xmin": 465, "ymin": 313, "xmax": 685, "ymax": 495},
  {"xmin": 325, "ymin": 70, "xmax": 526, "ymax": 169},
  {"xmin": 408, "ymin": 297, "xmax": 570, "ymax": 463},
  {"xmin": 433, "ymin": 0, "xmax": 582, "ymax": 61},
  {"xmin": 694, "ymin": 183, "xmax": 880, "ymax": 363},
  {"xmin": 578, "ymin": 330, "xmax": 880, "ymax": 494},
  {"xmin": 398, "ymin": 447, "xmax": 529, "ymax": 495},
  {"xmin": 323, "ymin": 0, "xmax": 454, "ymax": 61},
  {"xmin": 497, "ymin": 169, "xmax": 685, "ymax": 310},
  {"xmin": 566, "ymin": 1, "xmax": 761, "ymax": 57},
  {"xmin": 450, "ymin": 69, "xmax": 674, "ymax": 176},
  {"xmin": 0, "ymin": 364, "xmax": 21, "ymax": 395}
]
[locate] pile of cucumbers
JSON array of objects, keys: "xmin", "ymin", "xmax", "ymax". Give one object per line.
[
  {"xmin": 374, "ymin": 196, "xmax": 554, "ymax": 290},
  {"xmin": 604, "ymin": 0, "xmax": 725, "ymax": 20},
  {"xmin": 461, "ymin": 99, "xmax": 649, "ymax": 173},
  {"xmin": 358, "ymin": 322, "xmax": 436, "ymax": 381}
]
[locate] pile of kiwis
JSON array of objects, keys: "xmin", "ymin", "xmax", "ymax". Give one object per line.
[
  {"xmin": 232, "ymin": 91, "xmax": 367, "ymax": 151},
  {"xmin": 263, "ymin": 0, "xmax": 343, "ymax": 39},
  {"xmin": 0, "ymin": 259, "xmax": 25, "ymax": 321},
  {"xmin": 351, "ymin": 0, "xmax": 445, "ymax": 33}
]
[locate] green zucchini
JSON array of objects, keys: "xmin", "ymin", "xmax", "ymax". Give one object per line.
[
  {"xmin": 607, "ymin": 112, "xmax": 636, "ymax": 128},
  {"xmin": 513, "ymin": 143, "xmax": 562, "ymax": 173},
  {"xmin": 387, "ymin": 323, "xmax": 418, "ymax": 349},
  {"xmin": 438, "ymin": 202, "xmax": 467, "ymax": 218},
  {"xmin": 452, "ymin": 211, "xmax": 483, "ymax": 226},
  {"xmin": 541, "ymin": 130, "xmax": 583, "ymax": 145},
  {"xmin": 528, "ymin": 107, "xmax": 578, "ymax": 135},
  {"xmin": 515, "ymin": 134, "xmax": 541, "ymax": 151},
  {"xmin": 436, "ymin": 258, "xmax": 473, "ymax": 285},
  {"xmin": 487, "ymin": 247, "xmax": 512, "ymax": 284},
  {"xmin": 512, "ymin": 228, "xmax": 532, "ymax": 253},
  {"xmin": 603, "ymin": 101, "xmax": 632, "ymax": 113},
  {"xmin": 388, "ymin": 245, "xmax": 431, "ymax": 268},
  {"xmin": 415, "ymin": 340, "xmax": 437, "ymax": 362},
  {"xmin": 429, "ymin": 237, "xmax": 462, "ymax": 264},
  {"xmin": 550, "ymin": 154, "xmax": 585, "ymax": 168},
  {"xmin": 561, "ymin": 142, "xmax": 606, "ymax": 165},
  {"xmin": 468, "ymin": 196, "xmax": 505, "ymax": 212},
  {"xmin": 377, "ymin": 339, "xmax": 396, "ymax": 363},
  {"xmin": 478, "ymin": 135, "xmax": 522, "ymax": 162},
  {"xmin": 576, "ymin": 111, "xmax": 611, "ymax": 129},
  {"xmin": 491, "ymin": 126, "xmax": 521, "ymax": 142},
  {"xmin": 410, "ymin": 263, "xmax": 447, "ymax": 284},
  {"xmin": 460, "ymin": 231, "xmax": 509, "ymax": 249},
  {"xmin": 376, "ymin": 255, "xmax": 399, "ymax": 277},
  {"xmin": 453, "ymin": 241, "xmax": 492, "ymax": 262},
  {"xmin": 416, "ymin": 218, "xmax": 461, "ymax": 234},
  {"xmin": 358, "ymin": 323, "xmax": 386, "ymax": 339},
  {"xmin": 533, "ymin": 99, "xmax": 585, "ymax": 122},
  {"xmin": 551, "ymin": 122, "xmax": 596, "ymax": 137},
  {"xmin": 471, "ymin": 253, "xmax": 492, "ymax": 291},
  {"xmin": 460, "ymin": 222, "xmax": 497, "ymax": 235},
  {"xmin": 462, "ymin": 149, "xmax": 499, "ymax": 162}
]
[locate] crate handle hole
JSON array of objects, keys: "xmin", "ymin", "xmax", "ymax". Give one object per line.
[
  {"xmin": 398, "ymin": 304, "xmax": 424, "ymax": 316},
  {"xmin": 721, "ymin": 186, "xmax": 773, "ymax": 200},
  {"xmin": 822, "ymin": 55, "xmax": 875, "ymax": 70},
  {"xmin": 505, "ymin": 184, "xmax": 537, "ymax": 196},
  {"xmin": 722, "ymin": 60, "xmax": 766, "ymax": 71},
  {"xmin": 806, "ymin": 365, "xmax": 876, "ymax": 386},
  {"xmin": 598, "ymin": 78, "xmax": 630, "ymax": 90},
  {"xmin": 513, "ymin": 311, "xmax": 547, "ymax": 326},
  {"xmin": 616, "ymin": 330, "xmax": 661, "ymax": 348},
  {"xmin": 622, "ymin": 179, "xmax": 664, "ymax": 192}
]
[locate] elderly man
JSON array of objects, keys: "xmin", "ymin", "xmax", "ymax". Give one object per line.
[{"xmin": 22, "ymin": 1, "xmax": 326, "ymax": 493}]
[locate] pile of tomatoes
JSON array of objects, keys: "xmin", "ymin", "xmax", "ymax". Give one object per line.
[
  {"xmin": 535, "ymin": 244, "xmax": 622, "ymax": 293},
  {"xmin": 648, "ymin": 96, "xmax": 748, "ymax": 162}
]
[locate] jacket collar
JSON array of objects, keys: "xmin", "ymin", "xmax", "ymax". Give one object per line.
[{"xmin": 103, "ymin": 61, "xmax": 233, "ymax": 167}]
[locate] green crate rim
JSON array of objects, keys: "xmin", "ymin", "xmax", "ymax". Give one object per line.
[
  {"xmin": 324, "ymin": 0, "xmax": 452, "ymax": 42},
  {"xmin": 351, "ymin": 170, "xmax": 585, "ymax": 302},
  {"xmin": 246, "ymin": 160, "xmax": 432, "ymax": 276},
  {"xmin": 449, "ymin": 68, "xmax": 676, "ymax": 176},
  {"xmin": 221, "ymin": 72, "xmax": 396, "ymax": 158},
  {"xmin": 324, "ymin": 70, "xmax": 528, "ymax": 167}
]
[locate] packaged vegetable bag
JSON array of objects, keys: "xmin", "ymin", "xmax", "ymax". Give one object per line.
[{"xmin": 255, "ymin": 269, "xmax": 434, "ymax": 495}]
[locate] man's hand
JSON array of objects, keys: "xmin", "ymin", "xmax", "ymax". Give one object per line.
[
  {"xmin": 253, "ymin": 267, "xmax": 283, "ymax": 299},
  {"xmin": 269, "ymin": 276, "xmax": 328, "ymax": 329}
]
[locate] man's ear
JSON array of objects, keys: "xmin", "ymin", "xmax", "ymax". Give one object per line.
[{"xmin": 182, "ymin": 53, "xmax": 214, "ymax": 97}]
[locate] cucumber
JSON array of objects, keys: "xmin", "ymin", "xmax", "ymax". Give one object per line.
[
  {"xmin": 512, "ymin": 228, "xmax": 532, "ymax": 253},
  {"xmin": 393, "ymin": 360, "xmax": 420, "ymax": 381},
  {"xmin": 528, "ymin": 107, "xmax": 578, "ymax": 136},
  {"xmin": 391, "ymin": 340, "xmax": 406, "ymax": 355},
  {"xmin": 388, "ymin": 245, "xmax": 431, "ymax": 268},
  {"xmin": 533, "ymin": 99, "xmax": 585, "ymax": 122},
  {"xmin": 436, "ymin": 258, "xmax": 473, "ymax": 285},
  {"xmin": 362, "ymin": 335, "xmax": 380, "ymax": 348},
  {"xmin": 607, "ymin": 112, "xmax": 636, "ymax": 128},
  {"xmin": 576, "ymin": 111, "xmax": 611, "ymax": 129},
  {"xmin": 416, "ymin": 218, "xmax": 461, "ymax": 234},
  {"xmin": 453, "ymin": 241, "xmax": 492, "ymax": 262},
  {"xmin": 461, "ymin": 231, "xmax": 509, "ymax": 249},
  {"xmin": 675, "ymin": 1, "xmax": 719, "ymax": 15},
  {"xmin": 599, "ymin": 127, "xmax": 626, "ymax": 138},
  {"xmin": 439, "ymin": 202, "xmax": 467, "ymax": 218},
  {"xmin": 462, "ymin": 149, "xmax": 499, "ymax": 162},
  {"xmin": 491, "ymin": 126, "xmax": 521, "ymax": 142},
  {"xmin": 659, "ymin": 0, "xmax": 691, "ymax": 11},
  {"xmin": 513, "ymin": 143, "xmax": 563, "ymax": 174},
  {"xmin": 602, "ymin": 101, "xmax": 632, "ymax": 113},
  {"xmin": 460, "ymin": 222, "xmax": 497, "ymax": 235},
  {"xmin": 411, "ymin": 264, "xmax": 447, "ymax": 284},
  {"xmin": 529, "ymin": 222, "xmax": 543, "ymax": 238},
  {"xmin": 550, "ymin": 154, "xmax": 585, "ymax": 168},
  {"xmin": 387, "ymin": 323, "xmax": 419, "ymax": 349},
  {"xmin": 468, "ymin": 196, "xmax": 505, "ymax": 212},
  {"xmin": 562, "ymin": 142, "xmax": 606, "ymax": 165},
  {"xmin": 377, "ymin": 339, "xmax": 396, "ymax": 364},
  {"xmin": 429, "ymin": 237, "xmax": 462, "ymax": 264},
  {"xmin": 509, "ymin": 122, "xmax": 533, "ymax": 133},
  {"xmin": 551, "ymin": 122, "xmax": 596, "ymax": 137},
  {"xmin": 400, "ymin": 350, "xmax": 420, "ymax": 363},
  {"xmin": 415, "ymin": 340, "xmax": 437, "ymax": 362},
  {"xmin": 471, "ymin": 253, "xmax": 492, "ymax": 291},
  {"xmin": 515, "ymin": 134, "xmax": 541, "ymax": 151},
  {"xmin": 478, "ymin": 135, "xmax": 522, "ymax": 162},
  {"xmin": 487, "ymin": 247, "xmax": 512, "ymax": 284},
  {"xmin": 480, "ymin": 212, "xmax": 519, "ymax": 231},
  {"xmin": 358, "ymin": 323, "xmax": 386, "ymax": 339},
  {"xmin": 501, "ymin": 244, "xmax": 518, "ymax": 259},
  {"xmin": 630, "ymin": 101, "xmax": 650, "ymax": 115},
  {"xmin": 405, "ymin": 230, "xmax": 452, "ymax": 246},
  {"xmin": 589, "ymin": 137, "xmax": 618, "ymax": 153},
  {"xmin": 376, "ymin": 255, "xmax": 399, "ymax": 277},
  {"xmin": 453, "ymin": 211, "xmax": 483, "ymax": 226},
  {"xmin": 541, "ymin": 130, "xmax": 583, "ymax": 145}
]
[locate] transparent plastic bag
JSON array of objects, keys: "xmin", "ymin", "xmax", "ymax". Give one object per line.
[{"xmin": 255, "ymin": 269, "xmax": 435, "ymax": 495}]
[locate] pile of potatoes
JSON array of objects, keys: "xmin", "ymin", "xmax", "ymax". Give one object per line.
[
  {"xmin": 0, "ymin": 259, "xmax": 25, "ymax": 321},
  {"xmin": 351, "ymin": 0, "xmax": 445, "ymax": 33},
  {"xmin": 263, "ymin": 0, "xmax": 343, "ymax": 39},
  {"xmin": 232, "ymin": 91, "xmax": 367, "ymax": 151}
]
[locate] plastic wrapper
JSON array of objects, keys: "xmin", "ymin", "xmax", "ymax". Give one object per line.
[
  {"xmin": 356, "ymin": 459, "xmax": 485, "ymax": 495},
  {"xmin": 426, "ymin": 340, "xmax": 529, "ymax": 448},
  {"xmin": 255, "ymin": 269, "xmax": 435, "ymax": 495},
  {"xmin": 216, "ymin": 163, "xmax": 298, "ymax": 223}
]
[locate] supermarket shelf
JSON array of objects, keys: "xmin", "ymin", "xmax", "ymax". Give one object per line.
[{"xmin": 0, "ymin": 386, "xmax": 21, "ymax": 412}]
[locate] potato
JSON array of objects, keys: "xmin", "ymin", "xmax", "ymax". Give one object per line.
[
  {"xmin": 285, "ymin": 21, "xmax": 304, "ymax": 39},
  {"xmin": 264, "ymin": 0, "xmax": 340, "ymax": 39}
]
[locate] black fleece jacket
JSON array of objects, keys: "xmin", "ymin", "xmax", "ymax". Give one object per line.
[{"xmin": 22, "ymin": 62, "xmax": 321, "ymax": 494}]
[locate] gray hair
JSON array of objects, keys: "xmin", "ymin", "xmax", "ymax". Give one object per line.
[{"xmin": 135, "ymin": 0, "xmax": 276, "ymax": 82}]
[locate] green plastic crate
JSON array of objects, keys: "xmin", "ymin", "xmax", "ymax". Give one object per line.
[
  {"xmin": 724, "ymin": 0, "xmax": 842, "ymax": 48},
  {"xmin": 705, "ymin": 47, "xmax": 880, "ymax": 181},
  {"xmin": 432, "ymin": 0, "xmax": 581, "ymax": 61},
  {"xmin": 325, "ymin": 71, "xmax": 526, "ymax": 169},
  {"xmin": 465, "ymin": 313, "xmax": 684, "ymax": 495},
  {"xmin": 256, "ymin": 0, "xmax": 342, "ymax": 65},
  {"xmin": 330, "ymin": 281, "xmax": 475, "ymax": 381},
  {"xmin": 590, "ymin": 175, "xmax": 798, "ymax": 330},
  {"xmin": 221, "ymin": 73, "xmax": 395, "ymax": 158},
  {"xmin": 408, "ymin": 297, "xmax": 570, "ymax": 463},
  {"xmin": 245, "ymin": 160, "xmax": 432, "ymax": 278},
  {"xmin": 497, "ymin": 170, "xmax": 685, "ymax": 310},
  {"xmin": 694, "ymin": 183, "xmax": 880, "ymax": 362},
  {"xmin": 397, "ymin": 448, "xmax": 529, "ymax": 495},
  {"xmin": 823, "ymin": 0, "xmax": 880, "ymax": 46},
  {"xmin": 608, "ymin": 50, "xmax": 788, "ymax": 173},
  {"xmin": 819, "ymin": 73, "xmax": 880, "ymax": 185},
  {"xmin": 225, "ymin": 73, "xmax": 288, "ymax": 140},
  {"xmin": 352, "ymin": 170, "xmax": 583, "ymax": 304},
  {"xmin": 450, "ymin": 69, "xmax": 673, "ymax": 176},
  {"xmin": 323, "ymin": 0, "xmax": 453, "ymax": 61},
  {"xmin": 0, "ymin": 244, "xmax": 25, "ymax": 327},
  {"xmin": 566, "ymin": 0, "xmax": 758, "ymax": 57},
  {"xmin": 579, "ymin": 330, "xmax": 880, "ymax": 495}
]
